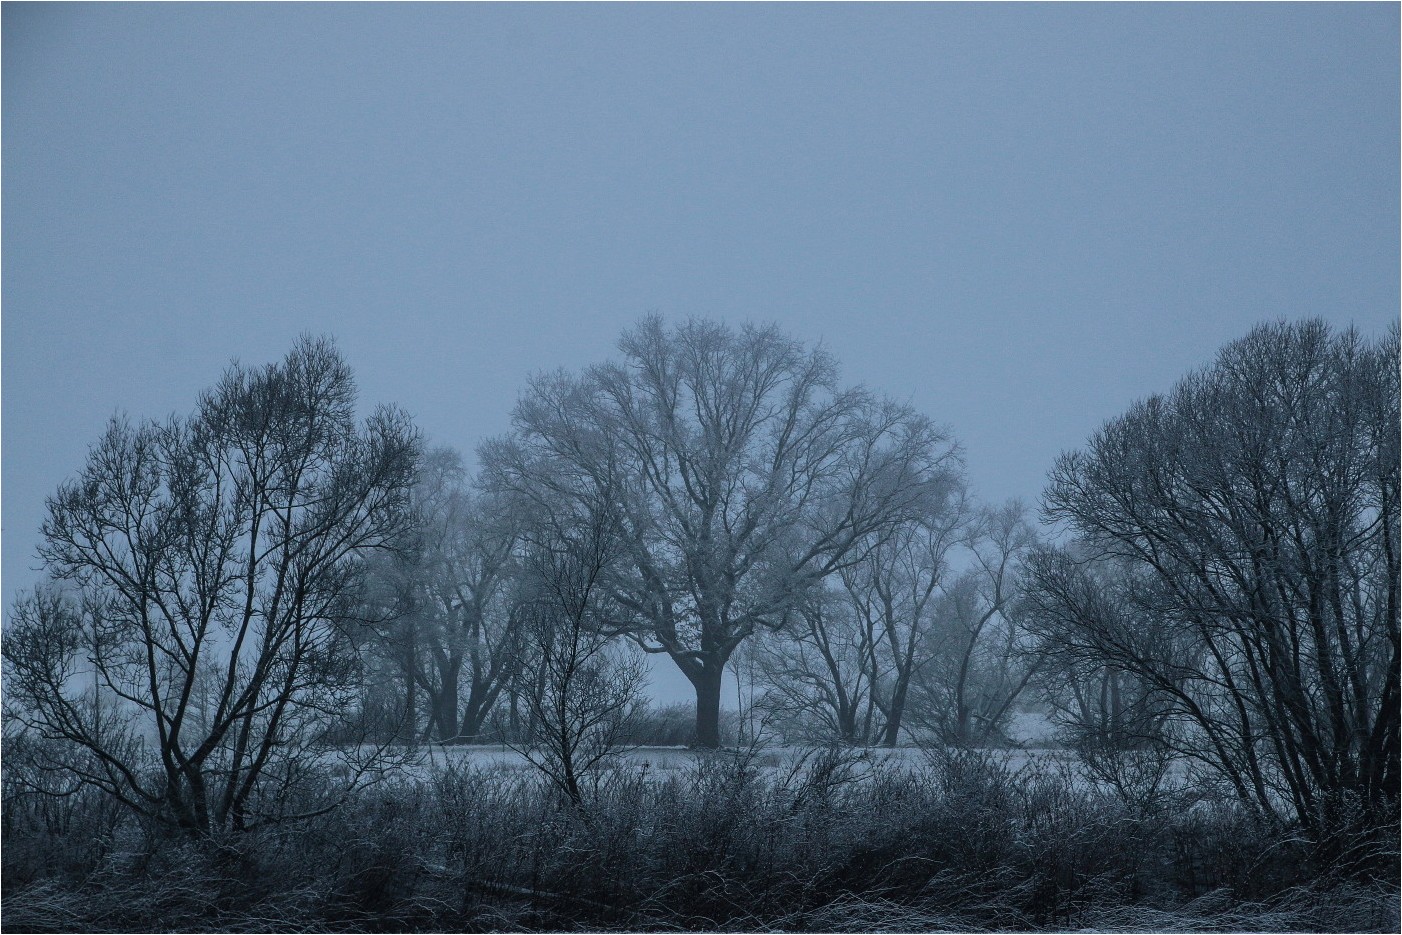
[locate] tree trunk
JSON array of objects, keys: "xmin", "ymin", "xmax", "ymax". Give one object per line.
[
  {"xmin": 693, "ymin": 663, "xmax": 725, "ymax": 749},
  {"xmin": 434, "ymin": 665, "xmax": 460, "ymax": 743},
  {"xmin": 881, "ymin": 674, "xmax": 910, "ymax": 746},
  {"xmin": 459, "ymin": 679, "xmax": 504, "ymax": 744},
  {"xmin": 837, "ymin": 705, "xmax": 859, "ymax": 745},
  {"xmin": 458, "ymin": 706, "xmax": 485, "ymax": 744},
  {"xmin": 402, "ymin": 668, "xmax": 418, "ymax": 745}
]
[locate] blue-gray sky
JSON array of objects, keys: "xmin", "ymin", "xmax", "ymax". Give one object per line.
[{"xmin": 4, "ymin": 5, "xmax": 1397, "ymax": 700}]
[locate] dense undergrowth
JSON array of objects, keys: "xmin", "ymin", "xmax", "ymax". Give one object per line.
[{"xmin": 3, "ymin": 747, "xmax": 1397, "ymax": 933}]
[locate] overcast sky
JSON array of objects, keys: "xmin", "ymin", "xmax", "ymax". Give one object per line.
[{"xmin": 4, "ymin": 5, "xmax": 1397, "ymax": 700}]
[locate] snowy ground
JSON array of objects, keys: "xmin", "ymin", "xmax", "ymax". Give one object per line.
[
  {"xmin": 373, "ymin": 740, "xmax": 1083, "ymax": 786},
  {"xmin": 368, "ymin": 708, "xmax": 1067, "ymax": 782}
]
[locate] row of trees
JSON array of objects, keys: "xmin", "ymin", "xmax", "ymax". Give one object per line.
[
  {"xmin": 2, "ymin": 324, "xmax": 1038, "ymax": 833},
  {"xmin": 361, "ymin": 317, "xmax": 1037, "ymax": 751},
  {"xmin": 4, "ymin": 317, "xmax": 1396, "ymax": 849}
]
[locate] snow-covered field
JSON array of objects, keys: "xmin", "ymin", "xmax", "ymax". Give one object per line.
[
  {"xmin": 367, "ymin": 708, "xmax": 1068, "ymax": 782},
  {"xmin": 376, "ymin": 741, "xmax": 1082, "ymax": 785}
]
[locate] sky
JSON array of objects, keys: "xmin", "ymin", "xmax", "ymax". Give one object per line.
[{"xmin": 4, "ymin": 5, "xmax": 1397, "ymax": 702}]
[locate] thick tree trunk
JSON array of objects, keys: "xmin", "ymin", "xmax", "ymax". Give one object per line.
[
  {"xmin": 459, "ymin": 679, "xmax": 504, "ymax": 743},
  {"xmin": 693, "ymin": 664, "xmax": 725, "ymax": 749},
  {"xmin": 458, "ymin": 707, "xmax": 485, "ymax": 744},
  {"xmin": 954, "ymin": 702, "xmax": 971, "ymax": 746},
  {"xmin": 434, "ymin": 665, "xmax": 460, "ymax": 743},
  {"xmin": 836, "ymin": 706, "xmax": 859, "ymax": 745},
  {"xmin": 880, "ymin": 709, "xmax": 903, "ymax": 747}
]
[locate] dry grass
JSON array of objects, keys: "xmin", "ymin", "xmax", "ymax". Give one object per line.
[{"xmin": 4, "ymin": 746, "xmax": 1396, "ymax": 932}]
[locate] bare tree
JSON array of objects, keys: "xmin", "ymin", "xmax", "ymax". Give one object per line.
[
  {"xmin": 485, "ymin": 316, "xmax": 956, "ymax": 747},
  {"xmin": 1025, "ymin": 320, "xmax": 1398, "ymax": 846},
  {"xmin": 513, "ymin": 500, "xmax": 646, "ymax": 806},
  {"xmin": 3, "ymin": 337, "xmax": 420, "ymax": 834},
  {"xmin": 750, "ymin": 586, "xmax": 876, "ymax": 744},
  {"xmin": 751, "ymin": 487, "xmax": 968, "ymax": 746},
  {"xmin": 908, "ymin": 502, "xmax": 1039, "ymax": 746},
  {"xmin": 375, "ymin": 448, "xmax": 528, "ymax": 744},
  {"xmin": 840, "ymin": 491, "xmax": 971, "ymax": 745},
  {"xmin": 1023, "ymin": 549, "xmax": 1173, "ymax": 751}
]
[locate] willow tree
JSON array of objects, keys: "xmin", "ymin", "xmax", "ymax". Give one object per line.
[
  {"xmin": 485, "ymin": 316, "xmax": 954, "ymax": 748},
  {"xmin": 3, "ymin": 338, "xmax": 420, "ymax": 833}
]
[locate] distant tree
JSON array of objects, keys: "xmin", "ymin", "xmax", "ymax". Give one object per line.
[
  {"xmin": 908, "ymin": 502, "xmax": 1039, "ymax": 746},
  {"xmin": 1024, "ymin": 320, "xmax": 1398, "ymax": 849},
  {"xmin": 751, "ymin": 586, "xmax": 875, "ymax": 744},
  {"xmin": 485, "ymin": 316, "xmax": 955, "ymax": 748},
  {"xmin": 841, "ymin": 490, "xmax": 971, "ymax": 745},
  {"xmin": 375, "ymin": 448, "xmax": 528, "ymax": 744},
  {"xmin": 2, "ymin": 338, "xmax": 420, "ymax": 834},
  {"xmin": 752, "ymin": 485, "xmax": 968, "ymax": 746}
]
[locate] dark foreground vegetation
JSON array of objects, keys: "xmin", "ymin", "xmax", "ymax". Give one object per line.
[{"xmin": 4, "ymin": 745, "xmax": 1397, "ymax": 933}]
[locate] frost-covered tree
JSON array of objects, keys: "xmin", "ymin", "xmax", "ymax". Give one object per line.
[
  {"xmin": 1024, "ymin": 320, "xmax": 1398, "ymax": 847},
  {"xmin": 375, "ymin": 448, "xmax": 528, "ymax": 743},
  {"xmin": 3, "ymin": 338, "xmax": 420, "ymax": 833},
  {"xmin": 512, "ymin": 487, "xmax": 646, "ymax": 804},
  {"xmin": 752, "ymin": 484, "xmax": 968, "ymax": 746},
  {"xmin": 908, "ymin": 502, "xmax": 1039, "ymax": 746},
  {"xmin": 485, "ymin": 316, "xmax": 955, "ymax": 747}
]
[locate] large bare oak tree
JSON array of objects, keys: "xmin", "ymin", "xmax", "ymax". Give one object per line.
[{"xmin": 485, "ymin": 316, "xmax": 954, "ymax": 747}]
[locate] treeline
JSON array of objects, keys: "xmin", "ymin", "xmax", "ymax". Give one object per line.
[
  {"xmin": 2, "ymin": 316, "xmax": 1397, "ymax": 888},
  {"xmin": 350, "ymin": 415, "xmax": 1040, "ymax": 753}
]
